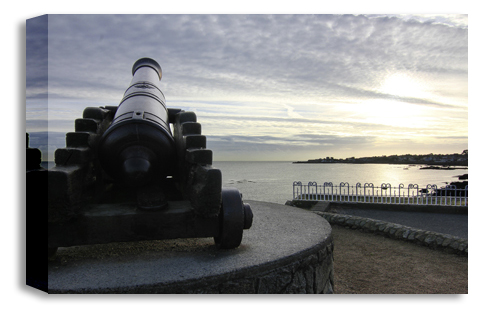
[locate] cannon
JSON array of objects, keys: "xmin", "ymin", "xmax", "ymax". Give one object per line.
[
  {"xmin": 46, "ymin": 58, "xmax": 253, "ymax": 258},
  {"xmin": 98, "ymin": 57, "xmax": 177, "ymax": 188}
]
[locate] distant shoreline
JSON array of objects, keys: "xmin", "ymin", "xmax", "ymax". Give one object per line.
[
  {"xmin": 294, "ymin": 152, "xmax": 468, "ymax": 167},
  {"xmin": 292, "ymin": 161, "xmax": 468, "ymax": 168}
]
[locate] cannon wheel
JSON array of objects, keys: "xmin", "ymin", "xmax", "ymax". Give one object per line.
[{"xmin": 215, "ymin": 188, "xmax": 245, "ymax": 249}]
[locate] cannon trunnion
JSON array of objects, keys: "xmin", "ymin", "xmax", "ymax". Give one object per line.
[{"xmin": 47, "ymin": 58, "xmax": 252, "ymax": 257}]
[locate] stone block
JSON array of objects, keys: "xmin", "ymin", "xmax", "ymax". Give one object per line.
[
  {"xmin": 183, "ymin": 135, "xmax": 206, "ymax": 149},
  {"xmin": 424, "ymin": 234, "xmax": 436, "ymax": 245},
  {"xmin": 186, "ymin": 165, "xmax": 222, "ymax": 218},
  {"xmin": 442, "ymin": 237, "xmax": 453, "ymax": 247},
  {"xmin": 75, "ymin": 118, "xmax": 99, "ymax": 133},
  {"xmin": 181, "ymin": 122, "xmax": 201, "ymax": 135},
  {"xmin": 176, "ymin": 111, "xmax": 197, "ymax": 124},
  {"xmin": 48, "ymin": 166, "xmax": 85, "ymax": 223},
  {"xmin": 345, "ymin": 219, "xmax": 354, "ymax": 226},
  {"xmin": 315, "ymin": 253, "xmax": 331, "ymax": 293},
  {"xmin": 435, "ymin": 236, "xmax": 444, "ymax": 246},
  {"xmin": 54, "ymin": 147, "xmax": 96, "ymax": 166},
  {"xmin": 287, "ymin": 270, "xmax": 307, "ymax": 293},
  {"xmin": 167, "ymin": 108, "xmax": 182, "ymax": 123},
  {"xmin": 26, "ymin": 148, "xmax": 42, "ymax": 170},
  {"xmin": 389, "ymin": 227, "xmax": 398, "ymax": 236},
  {"xmin": 415, "ymin": 232, "xmax": 427, "ymax": 243},
  {"xmin": 185, "ymin": 149, "xmax": 212, "ymax": 165},
  {"xmin": 303, "ymin": 265, "xmax": 315, "ymax": 293},
  {"xmin": 449, "ymin": 240, "xmax": 460, "ymax": 250},
  {"xmin": 83, "ymin": 107, "xmax": 112, "ymax": 120},
  {"xmin": 66, "ymin": 132, "xmax": 99, "ymax": 148}
]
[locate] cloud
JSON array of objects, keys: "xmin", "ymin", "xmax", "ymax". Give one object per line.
[
  {"xmin": 207, "ymin": 133, "xmax": 378, "ymax": 161},
  {"xmin": 26, "ymin": 15, "xmax": 48, "ymax": 99},
  {"xmin": 26, "ymin": 14, "xmax": 468, "ymax": 161},
  {"xmin": 41, "ymin": 15, "xmax": 467, "ymax": 100},
  {"xmin": 367, "ymin": 14, "xmax": 468, "ymax": 29}
]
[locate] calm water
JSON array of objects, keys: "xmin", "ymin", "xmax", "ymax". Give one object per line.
[
  {"xmin": 43, "ymin": 161, "xmax": 468, "ymax": 205},
  {"xmin": 213, "ymin": 162, "xmax": 468, "ymax": 204}
]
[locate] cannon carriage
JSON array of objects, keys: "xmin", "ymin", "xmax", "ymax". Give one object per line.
[{"xmin": 45, "ymin": 58, "xmax": 252, "ymax": 257}]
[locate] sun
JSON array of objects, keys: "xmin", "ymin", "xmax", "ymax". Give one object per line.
[{"xmin": 379, "ymin": 73, "xmax": 427, "ymax": 99}]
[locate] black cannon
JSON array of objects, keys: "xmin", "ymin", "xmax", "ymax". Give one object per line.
[
  {"xmin": 46, "ymin": 58, "xmax": 253, "ymax": 258},
  {"xmin": 98, "ymin": 58, "xmax": 177, "ymax": 188}
]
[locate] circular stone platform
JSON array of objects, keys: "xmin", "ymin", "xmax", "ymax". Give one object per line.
[{"xmin": 48, "ymin": 200, "xmax": 334, "ymax": 294}]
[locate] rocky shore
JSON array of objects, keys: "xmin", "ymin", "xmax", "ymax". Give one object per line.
[{"xmin": 419, "ymin": 165, "xmax": 468, "ymax": 170}]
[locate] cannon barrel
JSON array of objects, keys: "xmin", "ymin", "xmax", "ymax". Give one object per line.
[{"xmin": 98, "ymin": 58, "xmax": 176, "ymax": 186}]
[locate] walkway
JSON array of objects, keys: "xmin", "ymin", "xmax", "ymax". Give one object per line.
[{"xmin": 331, "ymin": 206, "xmax": 468, "ymax": 239}]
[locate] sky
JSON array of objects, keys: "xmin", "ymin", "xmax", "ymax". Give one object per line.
[{"xmin": 26, "ymin": 13, "xmax": 468, "ymax": 161}]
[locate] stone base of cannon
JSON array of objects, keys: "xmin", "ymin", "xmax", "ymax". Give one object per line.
[{"xmin": 47, "ymin": 201, "xmax": 334, "ymax": 294}]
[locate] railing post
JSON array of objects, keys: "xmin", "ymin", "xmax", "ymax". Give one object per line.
[
  {"xmin": 408, "ymin": 184, "xmax": 418, "ymax": 205},
  {"xmin": 356, "ymin": 183, "xmax": 361, "ymax": 203},
  {"xmin": 339, "ymin": 182, "xmax": 349, "ymax": 202},
  {"xmin": 381, "ymin": 183, "xmax": 391, "ymax": 204},
  {"xmin": 426, "ymin": 184, "xmax": 436, "ymax": 205},
  {"xmin": 292, "ymin": 181, "xmax": 296, "ymax": 200},
  {"xmin": 293, "ymin": 181, "xmax": 303, "ymax": 200},
  {"xmin": 364, "ymin": 183, "xmax": 373, "ymax": 203},
  {"xmin": 431, "ymin": 184, "xmax": 438, "ymax": 205},
  {"xmin": 323, "ymin": 182, "xmax": 333, "ymax": 201},
  {"xmin": 447, "ymin": 185, "xmax": 456, "ymax": 206},
  {"xmin": 308, "ymin": 182, "xmax": 317, "ymax": 201},
  {"xmin": 398, "ymin": 184, "xmax": 404, "ymax": 204}
]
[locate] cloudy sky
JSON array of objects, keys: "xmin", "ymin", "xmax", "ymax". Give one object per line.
[{"xmin": 26, "ymin": 13, "xmax": 468, "ymax": 161}]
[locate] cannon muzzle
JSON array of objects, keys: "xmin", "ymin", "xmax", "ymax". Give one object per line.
[{"xmin": 98, "ymin": 58, "xmax": 176, "ymax": 186}]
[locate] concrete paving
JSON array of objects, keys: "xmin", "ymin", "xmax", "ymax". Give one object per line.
[
  {"xmin": 333, "ymin": 207, "xmax": 468, "ymax": 239},
  {"xmin": 48, "ymin": 200, "xmax": 332, "ymax": 293}
]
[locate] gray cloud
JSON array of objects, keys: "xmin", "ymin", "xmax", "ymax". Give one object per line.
[
  {"xmin": 198, "ymin": 111, "xmax": 447, "ymax": 132},
  {"xmin": 40, "ymin": 15, "xmax": 467, "ymax": 103},
  {"xmin": 26, "ymin": 14, "xmax": 468, "ymax": 161},
  {"xmin": 207, "ymin": 133, "xmax": 377, "ymax": 161},
  {"xmin": 209, "ymin": 133, "xmax": 375, "ymax": 145},
  {"xmin": 26, "ymin": 15, "xmax": 48, "ymax": 99}
]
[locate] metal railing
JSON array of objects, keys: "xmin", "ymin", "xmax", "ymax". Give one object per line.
[{"xmin": 292, "ymin": 181, "xmax": 468, "ymax": 206}]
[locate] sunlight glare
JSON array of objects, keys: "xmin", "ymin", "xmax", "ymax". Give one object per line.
[
  {"xmin": 351, "ymin": 99, "xmax": 431, "ymax": 128},
  {"xmin": 379, "ymin": 73, "xmax": 428, "ymax": 99}
]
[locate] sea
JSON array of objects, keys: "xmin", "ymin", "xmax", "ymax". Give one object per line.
[
  {"xmin": 42, "ymin": 161, "xmax": 468, "ymax": 205},
  {"xmin": 215, "ymin": 162, "xmax": 468, "ymax": 204}
]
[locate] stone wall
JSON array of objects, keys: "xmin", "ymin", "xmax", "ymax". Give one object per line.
[
  {"xmin": 145, "ymin": 241, "xmax": 335, "ymax": 294},
  {"xmin": 57, "ymin": 239, "xmax": 335, "ymax": 294},
  {"xmin": 316, "ymin": 212, "xmax": 467, "ymax": 256}
]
